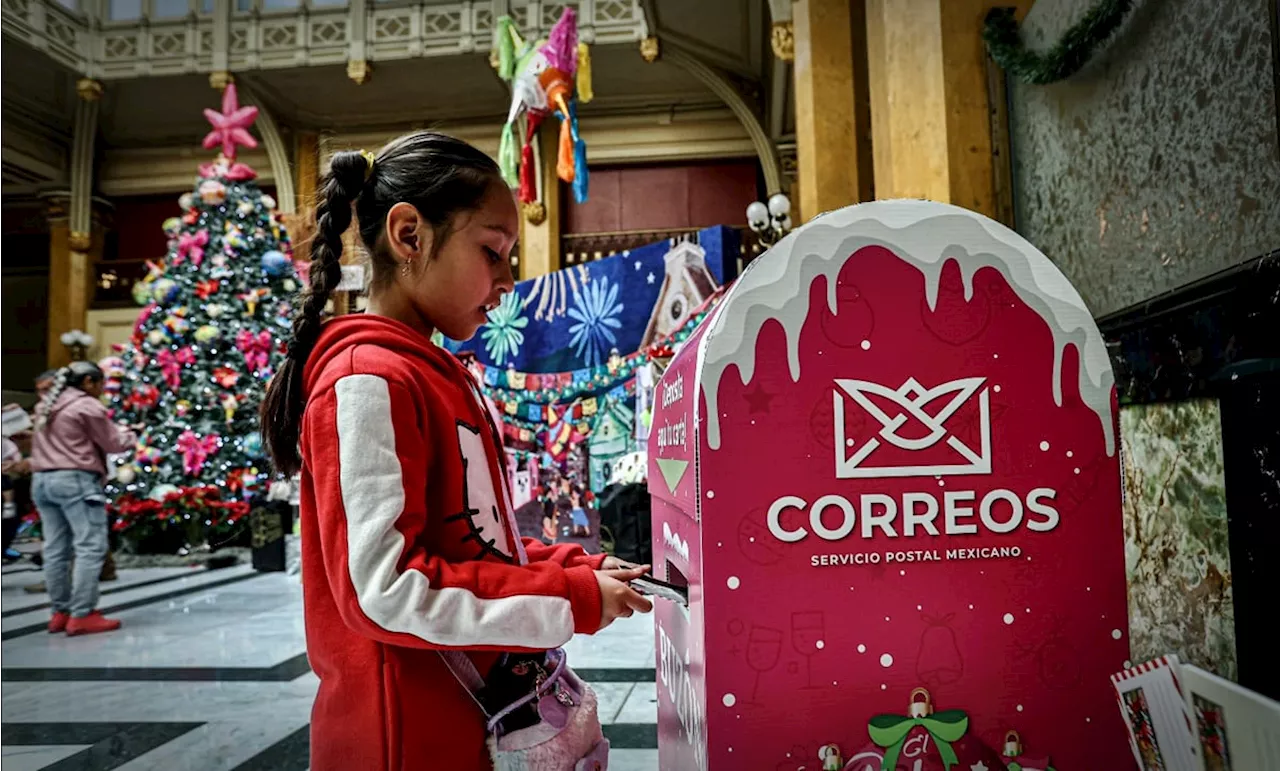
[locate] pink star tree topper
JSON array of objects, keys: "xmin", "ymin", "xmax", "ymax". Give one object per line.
[{"xmin": 202, "ymin": 83, "xmax": 259, "ymax": 160}]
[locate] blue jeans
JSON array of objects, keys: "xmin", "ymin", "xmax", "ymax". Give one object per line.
[{"xmin": 32, "ymin": 470, "xmax": 109, "ymax": 618}]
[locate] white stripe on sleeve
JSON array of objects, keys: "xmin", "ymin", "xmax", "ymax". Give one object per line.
[{"xmin": 334, "ymin": 374, "xmax": 575, "ymax": 648}]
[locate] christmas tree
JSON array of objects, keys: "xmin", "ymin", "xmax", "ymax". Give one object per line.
[{"xmin": 104, "ymin": 83, "xmax": 296, "ymax": 549}]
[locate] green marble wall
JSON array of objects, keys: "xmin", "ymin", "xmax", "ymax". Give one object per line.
[{"xmin": 1120, "ymin": 400, "xmax": 1236, "ymax": 679}]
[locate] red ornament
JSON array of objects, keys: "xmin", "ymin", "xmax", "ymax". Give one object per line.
[
  {"xmin": 125, "ymin": 384, "xmax": 160, "ymax": 411},
  {"xmin": 195, "ymin": 279, "xmax": 220, "ymax": 300}
]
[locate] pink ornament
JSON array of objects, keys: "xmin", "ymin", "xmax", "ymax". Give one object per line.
[
  {"xmin": 236, "ymin": 329, "xmax": 273, "ymax": 372},
  {"xmin": 174, "ymin": 230, "xmax": 210, "ymax": 267},
  {"xmin": 201, "ymin": 83, "xmax": 259, "ymax": 160},
  {"xmin": 156, "ymin": 346, "xmax": 195, "ymax": 389},
  {"xmin": 176, "ymin": 431, "xmax": 220, "ymax": 476}
]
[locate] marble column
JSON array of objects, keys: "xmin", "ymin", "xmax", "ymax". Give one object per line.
[
  {"xmin": 792, "ymin": 0, "xmax": 871, "ymax": 222},
  {"xmin": 865, "ymin": 0, "xmax": 1033, "ymax": 217}
]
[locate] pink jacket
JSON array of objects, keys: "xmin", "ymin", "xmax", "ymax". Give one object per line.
[{"xmin": 30, "ymin": 390, "xmax": 136, "ymax": 480}]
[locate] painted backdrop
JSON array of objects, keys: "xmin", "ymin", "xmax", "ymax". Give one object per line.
[{"xmin": 444, "ymin": 226, "xmax": 737, "ymax": 372}]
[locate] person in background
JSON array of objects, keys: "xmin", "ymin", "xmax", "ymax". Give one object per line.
[
  {"xmin": 4, "ymin": 377, "xmax": 48, "ymax": 566},
  {"xmin": 29, "ymin": 361, "xmax": 137, "ymax": 636},
  {"xmin": 34, "ymin": 370, "xmax": 56, "ymax": 399},
  {"xmin": 2, "ymin": 430, "xmax": 27, "ymax": 558},
  {"xmin": 17, "ymin": 368, "xmax": 118, "ymax": 585}
]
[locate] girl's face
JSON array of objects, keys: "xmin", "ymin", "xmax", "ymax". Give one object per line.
[{"xmin": 384, "ymin": 180, "xmax": 518, "ymax": 341}]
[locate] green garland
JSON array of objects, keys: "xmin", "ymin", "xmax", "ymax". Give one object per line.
[{"xmin": 983, "ymin": 0, "xmax": 1134, "ymax": 85}]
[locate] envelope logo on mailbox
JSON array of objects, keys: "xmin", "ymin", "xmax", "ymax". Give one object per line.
[{"xmin": 833, "ymin": 377, "xmax": 991, "ymax": 478}]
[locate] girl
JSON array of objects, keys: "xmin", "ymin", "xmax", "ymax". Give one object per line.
[
  {"xmin": 260, "ymin": 131, "xmax": 651, "ymax": 771},
  {"xmin": 29, "ymin": 361, "xmax": 136, "ymax": 635}
]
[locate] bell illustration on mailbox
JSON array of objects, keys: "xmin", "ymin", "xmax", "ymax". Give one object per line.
[{"xmin": 647, "ymin": 200, "xmax": 1129, "ymax": 769}]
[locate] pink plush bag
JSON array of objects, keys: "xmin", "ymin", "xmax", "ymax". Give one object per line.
[{"xmin": 440, "ymin": 648, "xmax": 610, "ymax": 771}]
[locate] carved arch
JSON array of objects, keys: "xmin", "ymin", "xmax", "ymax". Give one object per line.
[
  {"xmin": 662, "ymin": 45, "xmax": 782, "ymax": 194},
  {"xmin": 238, "ymin": 84, "xmax": 296, "ymax": 214}
]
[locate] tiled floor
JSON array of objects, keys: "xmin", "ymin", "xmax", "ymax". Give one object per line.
[{"xmin": 1, "ymin": 563, "xmax": 659, "ymax": 770}]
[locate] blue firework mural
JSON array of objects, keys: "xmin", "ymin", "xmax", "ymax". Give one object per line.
[
  {"xmin": 445, "ymin": 225, "xmax": 737, "ymax": 372},
  {"xmin": 480, "ymin": 292, "xmax": 528, "ymax": 365},
  {"xmin": 567, "ymin": 276, "xmax": 624, "ymax": 367}
]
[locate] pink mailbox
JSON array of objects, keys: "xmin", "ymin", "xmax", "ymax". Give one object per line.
[{"xmin": 647, "ymin": 200, "xmax": 1130, "ymax": 770}]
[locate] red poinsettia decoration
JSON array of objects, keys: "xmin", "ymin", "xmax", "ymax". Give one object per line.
[
  {"xmin": 125, "ymin": 384, "xmax": 161, "ymax": 411},
  {"xmin": 109, "ymin": 485, "xmax": 251, "ymax": 537},
  {"xmin": 195, "ymin": 279, "xmax": 221, "ymax": 300},
  {"xmin": 212, "ymin": 366, "xmax": 239, "ymax": 389}
]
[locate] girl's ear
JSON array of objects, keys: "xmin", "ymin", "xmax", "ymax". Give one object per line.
[{"xmin": 385, "ymin": 202, "xmax": 433, "ymax": 263}]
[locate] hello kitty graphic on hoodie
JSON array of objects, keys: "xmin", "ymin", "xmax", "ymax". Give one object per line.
[{"xmin": 297, "ymin": 314, "xmax": 604, "ymax": 771}]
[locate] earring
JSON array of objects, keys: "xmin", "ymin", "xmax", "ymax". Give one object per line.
[{"xmin": 401, "ymin": 258, "xmax": 413, "ymax": 276}]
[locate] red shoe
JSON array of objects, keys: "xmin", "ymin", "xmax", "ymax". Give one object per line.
[
  {"xmin": 65, "ymin": 611, "xmax": 122, "ymax": 636},
  {"xmin": 48, "ymin": 612, "xmax": 70, "ymax": 634}
]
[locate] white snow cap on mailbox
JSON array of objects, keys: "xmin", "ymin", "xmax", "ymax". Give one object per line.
[{"xmin": 695, "ymin": 199, "xmax": 1115, "ymax": 456}]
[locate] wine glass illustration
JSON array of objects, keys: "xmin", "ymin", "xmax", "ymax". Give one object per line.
[
  {"xmin": 791, "ymin": 611, "xmax": 825, "ymax": 688},
  {"xmin": 746, "ymin": 626, "xmax": 783, "ymax": 703}
]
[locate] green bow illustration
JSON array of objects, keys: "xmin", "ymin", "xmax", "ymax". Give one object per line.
[
  {"xmin": 867, "ymin": 709, "xmax": 969, "ymax": 771},
  {"xmin": 1006, "ymin": 763, "xmax": 1056, "ymax": 771}
]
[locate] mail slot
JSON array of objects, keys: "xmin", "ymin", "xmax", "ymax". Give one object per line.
[{"xmin": 647, "ymin": 200, "xmax": 1129, "ymax": 769}]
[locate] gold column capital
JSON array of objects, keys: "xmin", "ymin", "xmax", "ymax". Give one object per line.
[
  {"xmin": 347, "ymin": 59, "xmax": 372, "ymax": 85},
  {"xmin": 209, "ymin": 70, "xmax": 235, "ymax": 91},
  {"xmin": 76, "ymin": 78, "xmax": 104, "ymax": 101},
  {"xmin": 770, "ymin": 21, "xmax": 795, "ymax": 62},
  {"xmin": 639, "ymin": 36, "xmax": 660, "ymax": 63}
]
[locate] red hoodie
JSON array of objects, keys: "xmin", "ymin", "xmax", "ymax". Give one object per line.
[{"xmin": 299, "ymin": 315, "xmax": 605, "ymax": 771}]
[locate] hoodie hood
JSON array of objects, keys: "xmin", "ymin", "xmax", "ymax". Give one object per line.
[
  {"xmin": 303, "ymin": 315, "xmax": 471, "ymax": 396},
  {"xmin": 46, "ymin": 387, "xmax": 96, "ymax": 421}
]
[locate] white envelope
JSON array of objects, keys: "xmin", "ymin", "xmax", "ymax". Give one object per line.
[{"xmin": 832, "ymin": 376, "xmax": 991, "ymax": 478}]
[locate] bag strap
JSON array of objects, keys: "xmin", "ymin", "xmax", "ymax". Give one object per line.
[{"xmin": 438, "ymin": 650, "xmax": 492, "ymax": 719}]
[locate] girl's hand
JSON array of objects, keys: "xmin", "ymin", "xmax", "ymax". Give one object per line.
[
  {"xmin": 595, "ymin": 566, "xmax": 653, "ymax": 630},
  {"xmin": 600, "ymin": 556, "xmax": 648, "ymax": 572}
]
